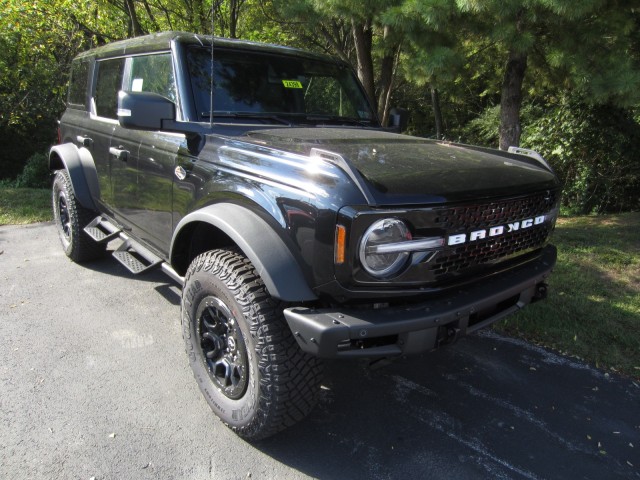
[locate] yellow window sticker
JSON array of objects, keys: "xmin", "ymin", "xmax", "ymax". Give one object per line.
[{"xmin": 282, "ymin": 80, "xmax": 303, "ymax": 89}]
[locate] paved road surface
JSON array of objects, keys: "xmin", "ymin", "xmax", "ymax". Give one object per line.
[{"xmin": 1, "ymin": 222, "xmax": 638, "ymax": 479}]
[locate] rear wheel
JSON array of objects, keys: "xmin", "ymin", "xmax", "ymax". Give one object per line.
[
  {"xmin": 52, "ymin": 170, "xmax": 106, "ymax": 262},
  {"xmin": 182, "ymin": 249, "xmax": 323, "ymax": 440}
]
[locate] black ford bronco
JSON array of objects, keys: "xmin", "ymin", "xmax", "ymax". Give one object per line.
[{"xmin": 50, "ymin": 31, "xmax": 560, "ymax": 440}]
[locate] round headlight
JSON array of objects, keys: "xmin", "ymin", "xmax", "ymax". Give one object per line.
[{"xmin": 359, "ymin": 218, "xmax": 411, "ymax": 278}]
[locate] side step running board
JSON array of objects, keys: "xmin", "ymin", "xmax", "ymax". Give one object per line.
[
  {"xmin": 113, "ymin": 239, "xmax": 162, "ymax": 274},
  {"xmin": 84, "ymin": 216, "xmax": 121, "ymax": 243},
  {"xmin": 84, "ymin": 216, "xmax": 184, "ymax": 285}
]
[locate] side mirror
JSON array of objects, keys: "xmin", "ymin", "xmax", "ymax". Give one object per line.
[
  {"xmin": 388, "ymin": 107, "xmax": 409, "ymax": 133},
  {"xmin": 117, "ymin": 90, "xmax": 176, "ymax": 130}
]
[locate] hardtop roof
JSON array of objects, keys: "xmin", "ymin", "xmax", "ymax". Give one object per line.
[{"xmin": 74, "ymin": 31, "xmax": 341, "ymax": 64}]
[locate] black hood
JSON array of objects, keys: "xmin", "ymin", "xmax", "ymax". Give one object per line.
[{"xmin": 244, "ymin": 128, "xmax": 560, "ymax": 205}]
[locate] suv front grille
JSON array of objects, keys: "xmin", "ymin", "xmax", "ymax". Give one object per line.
[
  {"xmin": 433, "ymin": 190, "xmax": 558, "ymax": 231},
  {"xmin": 428, "ymin": 191, "xmax": 558, "ymax": 280},
  {"xmin": 432, "ymin": 224, "xmax": 552, "ymax": 277}
]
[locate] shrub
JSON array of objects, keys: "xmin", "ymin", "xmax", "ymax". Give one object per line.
[
  {"xmin": 455, "ymin": 105, "xmax": 500, "ymax": 147},
  {"xmin": 522, "ymin": 97, "xmax": 640, "ymax": 213},
  {"xmin": 14, "ymin": 152, "xmax": 50, "ymax": 189}
]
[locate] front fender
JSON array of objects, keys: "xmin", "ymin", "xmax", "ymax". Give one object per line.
[
  {"xmin": 171, "ymin": 203, "xmax": 318, "ymax": 302},
  {"xmin": 49, "ymin": 143, "xmax": 100, "ymax": 211}
]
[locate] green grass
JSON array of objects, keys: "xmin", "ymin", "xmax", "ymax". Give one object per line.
[
  {"xmin": 0, "ymin": 188, "xmax": 51, "ymax": 225},
  {"xmin": 1, "ymin": 185, "xmax": 638, "ymax": 378},
  {"xmin": 498, "ymin": 213, "xmax": 640, "ymax": 379}
]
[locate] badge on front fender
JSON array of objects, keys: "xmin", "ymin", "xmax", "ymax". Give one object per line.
[{"xmin": 175, "ymin": 166, "xmax": 187, "ymax": 180}]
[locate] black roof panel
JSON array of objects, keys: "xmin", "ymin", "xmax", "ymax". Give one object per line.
[{"xmin": 75, "ymin": 31, "xmax": 340, "ymax": 64}]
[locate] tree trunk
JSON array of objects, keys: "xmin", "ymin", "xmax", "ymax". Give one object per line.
[
  {"xmin": 499, "ymin": 49, "xmax": 527, "ymax": 150},
  {"xmin": 376, "ymin": 26, "xmax": 400, "ymax": 124},
  {"xmin": 229, "ymin": 0, "xmax": 238, "ymax": 38},
  {"xmin": 198, "ymin": 0, "xmax": 209, "ymax": 35},
  {"xmin": 142, "ymin": 0, "xmax": 160, "ymax": 32},
  {"xmin": 124, "ymin": 0, "xmax": 145, "ymax": 37},
  {"xmin": 430, "ymin": 86, "xmax": 443, "ymax": 140},
  {"xmin": 351, "ymin": 20, "xmax": 376, "ymax": 111},
  {"xmin": 377, "ymin": 52, "xmax": 394, "ymax": 123},
  {"xmin": 229, "ymin": 0, "xmax": 246, "ymax": 39},
  {"xmin": 318, "ymin": 21, "xmax": 353, "ymax": 64}
]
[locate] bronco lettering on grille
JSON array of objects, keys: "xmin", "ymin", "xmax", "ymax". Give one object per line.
[{"xmin": 447, "ymin": 215, "xmax": 547, "ymax": 246}]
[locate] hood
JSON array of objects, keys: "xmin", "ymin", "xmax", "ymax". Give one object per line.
[{"xmin": 244, "ymin": 128, "xmax": 560, "ymax": 205}]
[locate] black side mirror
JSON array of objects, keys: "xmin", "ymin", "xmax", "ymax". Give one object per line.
[
  {"xmin": 388, "ymin": 107, "xmax": 409, "ymax": 133},
  {"xmin": 117, "ymin": 91, "xmax": 176, "ymax": 130}
]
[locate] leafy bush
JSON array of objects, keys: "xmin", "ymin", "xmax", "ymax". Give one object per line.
[
  {"xmin": 522, "ymin": 97, "xmax": 640, "ymax": 213},
  {"xmin": 456, "ymin": 97, "xmax": 640, "ymax": 213},
  {"xmin": 14, "ymin": 152, "xmax": 50, "ymax": 189},
  {"xmin": 0, "ymin": 129, "xmax": 46, "ymax": 181},
  {"xmin": 454, "ymin": 105, "xmax": 500, "ymax": 147}
]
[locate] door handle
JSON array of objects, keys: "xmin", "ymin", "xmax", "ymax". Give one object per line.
[
  {"xmin": 109, "ymin": 146, "xmax": 129, "ymax": 162},
  {"xmin": 76, "ymin": 135, "xmax": 93, "ymax": 148}
]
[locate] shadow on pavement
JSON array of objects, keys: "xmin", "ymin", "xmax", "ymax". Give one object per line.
[{"xmin": 256, "ymin": 332, "xmax": 640, "ymax": 480}]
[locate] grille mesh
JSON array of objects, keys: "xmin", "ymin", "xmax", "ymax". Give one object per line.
[
  {"xmin": 433, "ymin": 191, "xmax": 558, "ymax": 231},
  {"xmin": 429, "ymin": 191, "xmax": 558, "ymax": 279}
]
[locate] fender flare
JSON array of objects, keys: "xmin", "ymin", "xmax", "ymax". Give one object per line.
[
  {"xmin": 171, "ymin": 203, "xmax": 318, "ymax": 302},
  {"xmin": 49, "ymin": 143, "xmax": 100, "ymax": 211}
]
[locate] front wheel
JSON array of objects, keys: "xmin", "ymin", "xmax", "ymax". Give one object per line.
[{"xmin": 181, "ymin": 249, "xmax": 323, "ymax": 440}]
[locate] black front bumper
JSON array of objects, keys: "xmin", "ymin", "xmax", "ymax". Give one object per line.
[{"xmin": 284, "ymin": 245, "xmax": 556, "ymax": 358}]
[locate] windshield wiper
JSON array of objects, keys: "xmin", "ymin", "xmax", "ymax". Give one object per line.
[
  {"xmin": 303, "ymin": 114, "xmax": 373, "ymax": 127},
  {"xmin": 201, "ymin": 112, "xmax": 374, "ymax": 127},
  {"xmin": 201, "ymin": 112, "xmax": 292, "ymax": 125}
]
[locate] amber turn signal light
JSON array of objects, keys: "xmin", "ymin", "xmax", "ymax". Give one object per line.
[{"xmin": 335, "ymin": 225, "xmax": 346, "ymax": 264}]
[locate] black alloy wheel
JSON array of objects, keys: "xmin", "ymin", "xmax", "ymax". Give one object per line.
[
  {"xmin": 57, "ymin": 191, "xmax": 72, "ymax": 242},
  {"xmin": 197, "ymin": 296, "xmax": 248, "ymax": 400}
]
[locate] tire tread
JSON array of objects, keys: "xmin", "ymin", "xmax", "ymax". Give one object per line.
[{"xmin": 183, "ymin": 249, "xmax": 323, "ymax": 440}]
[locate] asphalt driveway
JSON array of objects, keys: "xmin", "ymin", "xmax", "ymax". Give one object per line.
[{"xmin": 1, "ymin": 222, "xmax": 638, "ymax": 479}]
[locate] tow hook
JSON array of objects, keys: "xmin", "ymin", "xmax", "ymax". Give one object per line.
[
  {"xmin": 532, "ymin": 282, "xmax": 549, "ymax": 303},
  {"xmin": 438, "ymin": 326, "xmax": 460, "ymax": 347}
]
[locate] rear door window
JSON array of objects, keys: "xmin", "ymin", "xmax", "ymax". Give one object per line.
[
  {"xmin": 94, "ymin": 58, "xmax": 125, "ymax": 119},
  {"xmin": 68, "ymin": 60, "xmax": 90, "ymax": 108}
]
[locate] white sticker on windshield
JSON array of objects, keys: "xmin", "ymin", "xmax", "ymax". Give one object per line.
[{"xmin": 132, "ymin": 78, "xmax": 144, "ymax": 92}]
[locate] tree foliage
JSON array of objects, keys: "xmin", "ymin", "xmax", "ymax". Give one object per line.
[
  {"xmin": 0, "ymin": 0, "xmax": 92, "ymax": 178},
  {"xmin": 271, "ymin": 0, "xmax": 404, "ymax": 122},
  {"xmin": 455, "ymin": 0, "xmax": 640, "ymax": 149},
  {"xmin": 522, "ymin": 97, "xmax": 640, "ymax": 213},
  {"xmin": 0, "ymin": 0, "xmax": 638, "ymax": 212}
]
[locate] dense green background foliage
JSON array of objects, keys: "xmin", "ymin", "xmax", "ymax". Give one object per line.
[
  {"xmin": 1, "ymin": 0, "xmax": 638, "ymax": 212},
  {"xmin": 523, "ymin": 98, "xmax": 640, "ymax": 213}
]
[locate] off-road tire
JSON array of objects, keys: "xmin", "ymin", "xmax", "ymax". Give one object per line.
[
  {"xmin": 182, "ymin": 249, "xmax": 323, "ymax": 441},
  {"xmin": 52, "ymin": 170, "xmax": 106, "ymax": 262}
]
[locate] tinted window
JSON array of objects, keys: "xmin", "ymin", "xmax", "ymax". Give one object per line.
[
  {"xmin": 68, "ymin": 61, "xmax": 89, "ymax": 107},
  {"xmin": 126, "ymin": 53, "xmax": 176, "ymax": 103},
  {"xmin": 186, "ymin": 47, "xmax": 375, "ymax": 123},
  {"xmin": 94, "ymin": 58, "xmax": 125, "ymax": 119}
]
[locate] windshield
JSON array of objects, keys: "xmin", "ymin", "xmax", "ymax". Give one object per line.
[{"xmin": 186, "ymin": 47, "xmax": 377, "ymax": 125}]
